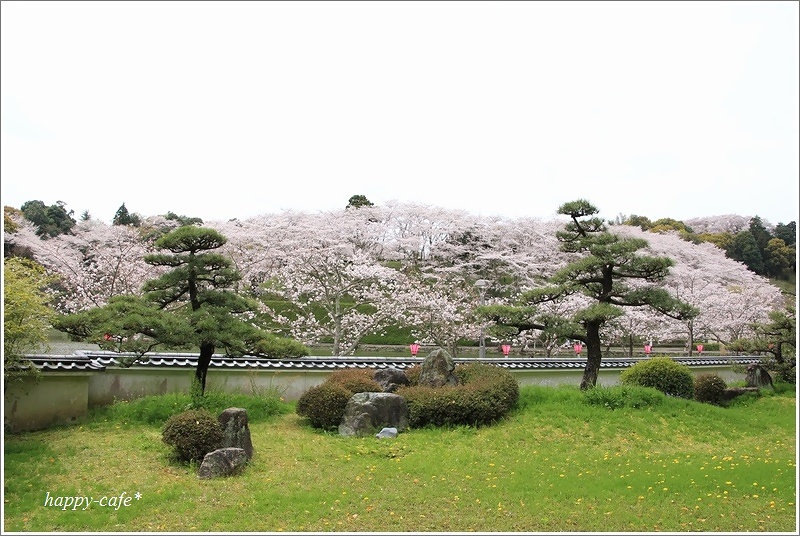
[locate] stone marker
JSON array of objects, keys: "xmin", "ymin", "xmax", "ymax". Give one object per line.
[{"xmin": 218, "ymin": 407, "xmax": 254, "ymax": 460}]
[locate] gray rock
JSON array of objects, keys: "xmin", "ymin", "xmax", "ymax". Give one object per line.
[
  {"xmin": 198, "ymin": 447, "xmax": 248, "ymax": 479},
  {"xmin": 376, "ymin": 427, "xmax": 398, "ymax": 439},
  {"xmin": 339, "ymin": 392, "xmax": 409, "ymax": 437},
  {"xmin": 418, "ymin": 348, "xmax": 459, "ymax": 388},
  {"xmin": 373, "ymin": 368, "xmax": 410, "ymax": 393},
  {"xmin": 218, "ymin": 407, "xmax": 254, "ymax": 460},
  {"xmin": 745, "ymin": 363, "xmax": 774, "ymax": 390}
]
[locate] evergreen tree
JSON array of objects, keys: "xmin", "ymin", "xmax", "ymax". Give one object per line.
[
  {"xmin": 20, "ymin": 200, "xmax": 76, "ymax": 238},
  {"xmin": 748, "ymin": 216, "xmax": 772, "ymax": 252},
  {"xmin": 113, "ymin": 203, "xmax": 142, "ymax": 226},
  {"xmin": 773, "ymin": 221, "xmax": 796, "ymax": 246},
  {"xmin": 346, "ymin": 195, "xmax": 375, "ymax": 209},
  {"xmin": 164, "ymin": 212, "xmax": 203, "ymax": 226},
  {"xmin": 729, "ymin": 230, "xmax": 765, "ymax": 275},
  {"xmin": 53, "ymin": 226, "xmax": 308, "ymax": 394},
  {"xmin": 481, "ymin": 199, "xmax": 696, "ymax": 389}
]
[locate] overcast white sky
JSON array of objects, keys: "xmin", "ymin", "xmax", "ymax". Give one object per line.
[{"xmin": 2, "ymin": 1, "xmax": 798, "ymax": 226}]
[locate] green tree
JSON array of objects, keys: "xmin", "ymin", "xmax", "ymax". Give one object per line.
[
  {"xmin": 3, "ymin": 257, "xmax": 56, "ymax": 387},
  {"xmin": 4, "ymin": 206, "xmax": 22, "ymax": 234},
  {"xmin": 763, "ymin": 238, "xmax": 795, "ymax": 279},
  {"xmin": 346, "ymin": 195, "xmax": 375, "ymax": 209},
  {"xmin": 481, "ymin": 199, "xmax": 696, "ymax": 389},
  {"xmin": 649, "ymin": 217, "xmax": 693, "ymax": 234},
  {"xmin": 748, "ymin": 216, "xmax": 772, "ymax": 253},
  {"xmin": 53, "ymin": 226, "xmax": 308, "ymax": 394},
  {"xmin": 773, "ymin": 221, "xmax": 796, "ymax": 246},
  {"xmin": 731, "ymin": 305, "xmax": 796, "ymax": 383},
  {"xmin": 729, "ymin": 230, "xmax": 765, "ymax": 274},
  {"xmin": 697, "ymin": 231, "xmax": 734, "ymax": 252},
  {"xmin": 20, "ymin": 200, "xmax": 76, "ymax": 238},
  {"xmin": 164, "ymin": 211, "xmax": 203, "ymax": 226},
  {"xmin": 623, "ymin": 214, "xmax": 653, "ymax": 230},
  {"xmin": 112, "ymin": 203, "xmax": 142, "ymax": 226}
]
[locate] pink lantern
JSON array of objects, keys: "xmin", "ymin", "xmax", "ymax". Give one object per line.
[
  {"xmin": 573, "ymin": 343, "xmax": 583, "ymax": 356},
  {"xmin": 501, "ymin": 344, "xmax": 511, "ymax": 356},
  {"xmin": 644, "ymin": 344, "xmax": 652, "ymax": 355},
  {"xmin": 410, "ymin": 343, "xmax": 420, "ymax": 357},
  {"xmin": 696, "ymin": 344, "xmax": 703, "ymax": 354}
]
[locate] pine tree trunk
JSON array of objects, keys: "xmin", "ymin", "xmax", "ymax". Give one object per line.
[
  {"xmin": 579, "ymin": 322, "xmax": 603, "ymax": 390},
  {"xmin": 196, "ymin": 342, "xmax": 215, "ymax": 395}
]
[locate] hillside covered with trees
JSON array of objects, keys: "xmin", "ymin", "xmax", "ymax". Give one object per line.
[{"xmin": 4, "ymin": 198, "xmax": 794, "ymax": 369}]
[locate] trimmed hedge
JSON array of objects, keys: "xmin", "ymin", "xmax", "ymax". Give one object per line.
[
  {"xmin": 398, "ymin": 363, "xmax": 519, "ymax": 428},
  {"xmin": 295, "ymin": 362, "xmax": 520, "ymax": 431}
]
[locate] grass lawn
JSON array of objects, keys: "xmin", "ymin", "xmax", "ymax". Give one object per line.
[{"xmin": 2, "ymin": 384, "xmax": 796, "ymax": 533}]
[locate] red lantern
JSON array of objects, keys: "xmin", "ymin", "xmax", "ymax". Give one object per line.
[
  {"xmin": 501, "ymin": 344, "xmax": 511, "ymax": 356},
  {"xmin": 409, "ymin": 343, "xmax": 420, "ymax": 357}
]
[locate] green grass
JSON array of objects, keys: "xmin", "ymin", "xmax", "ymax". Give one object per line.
[{"xmin": 3, "ymin": 384, "xmax": 796, "ymax": 532}]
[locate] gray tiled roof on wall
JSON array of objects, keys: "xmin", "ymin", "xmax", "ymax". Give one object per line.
[{"xmin": 19, "ymin": 351, "xmax": 762, "ymax": 372}]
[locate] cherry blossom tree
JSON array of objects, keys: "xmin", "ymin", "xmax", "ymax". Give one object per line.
[
  {"xmin": 404, "ymin": 273, "xmax": 483, "ymax": 357},
  {"xmin": 684, "ymin": 214, "xmax": 755, "ymax": 234},
  {"xmin": 611, "ymin": 225, "xmax": 785, "ymax": 351},
  {"xmin": 222, "ymin": 209, "xmax": 420, "ymax": 355},
  {"xmin": 4, "ymin": 216, "xmax": 160, "ymax": 313}
]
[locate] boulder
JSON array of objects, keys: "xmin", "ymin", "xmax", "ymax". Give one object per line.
[
  {"xmin": 339, "ymin": 392, "xmax": 409, "ymax": 438},
  {"xmin": 418, "ymin": 348, "xmax": 459, "ymax": 388},
  {"xmin": 218, "ymin": 407, "xmax": 254, "ymax": 460},
  {"xmin": 745, "ymin": 363, "xmax": 774, "ymax": 390},
  {"xmin": 373, "ymin": 368, "xmax": 410, "ymax": 393},
  {"xmin": 198, "ymin": 447, "xmax": 248, "ymax": 479}
]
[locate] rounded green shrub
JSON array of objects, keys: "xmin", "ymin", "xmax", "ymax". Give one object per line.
[
  {"xmin": 296, "ymin": 382, "xmax": 353, "ymax": 430},
  {"xmin": 161, "ymin": 409, "xmax": 224, "ymax": 463},
  {"xmin": 296, "ymin": 368, "xmax": 383, "ymax": 431},
  {"xmin": 694, "ymin": 373, "xmax": 727, "ymax": 405},
  {"xmin": 619, "ymin": 357, "xmax": 694, "ymax": 399}
]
